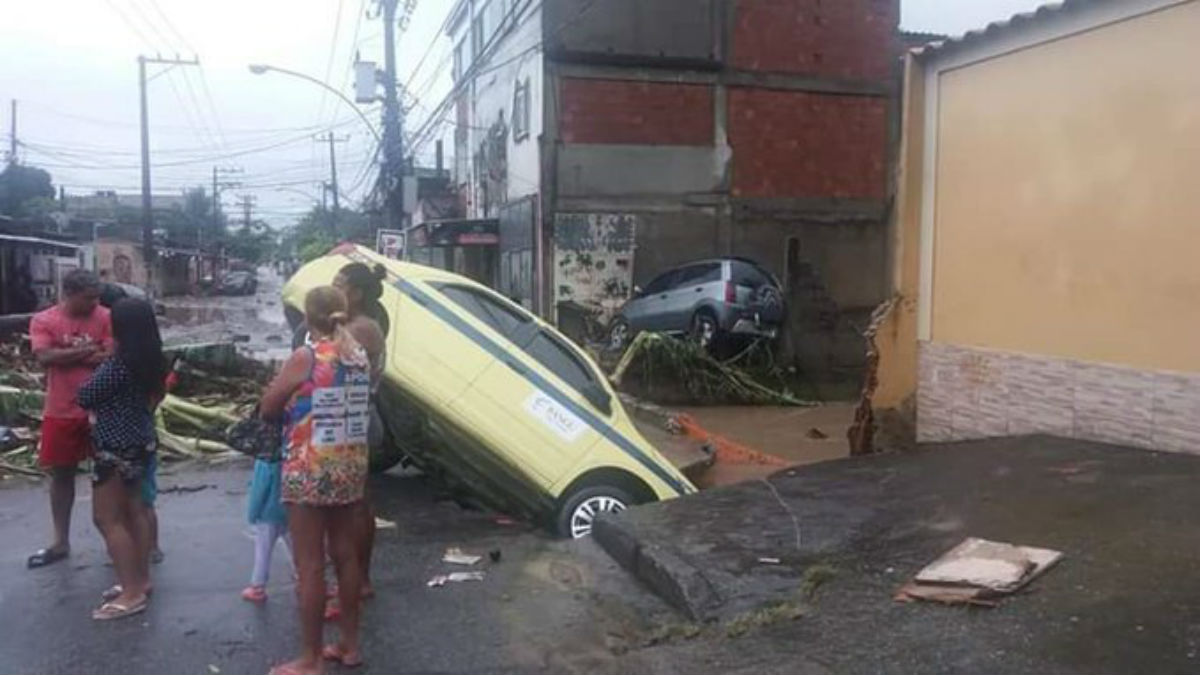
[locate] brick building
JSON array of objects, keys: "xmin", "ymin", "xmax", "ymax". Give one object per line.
[{"xmin": 445, "ymin": 0, "xmax": 898, "ymax": 377}]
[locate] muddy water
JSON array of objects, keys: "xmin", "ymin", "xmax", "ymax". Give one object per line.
[
  {"xmin": 158, "ymin": 267, "xmax": 292, "ymax": 364},
  {"xmin": 678, "ymin": 403, "xmax": 856, "ymax": 487}
]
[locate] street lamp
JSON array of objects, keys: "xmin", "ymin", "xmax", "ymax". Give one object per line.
[{"xmin": 247, "ymin": 64, "xmax": 382, "ymax": 144}]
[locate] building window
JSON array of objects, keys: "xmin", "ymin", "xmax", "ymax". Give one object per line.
[
  {"xmin": 452, "ymin": 40, "xmax": 465, "ymax": 81},
  {"xmin": 512, "ymin": 78, "xmax": 530, "ymax": 142},
  {"xmin": 471, "ymin": 13, "xmax": 484, "ymax": 62}
]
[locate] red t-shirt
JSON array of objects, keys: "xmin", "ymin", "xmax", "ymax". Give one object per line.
[{"xmin": 29, "ymin": 304, "xmax": 113, "ymax": 420}]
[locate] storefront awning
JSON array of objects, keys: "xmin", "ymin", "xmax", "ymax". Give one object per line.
[{"xmin": 409, "ymin": 218, "xmax": 499, "ymax": 248}]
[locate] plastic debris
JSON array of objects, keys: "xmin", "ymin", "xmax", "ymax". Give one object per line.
[
  {"xmin": 443, "ymin": 548, "xmax": 482, "ymax": 566},
  {"xmin": 427, "ymin": 571, "xmax": 486, "ymax": 587}
]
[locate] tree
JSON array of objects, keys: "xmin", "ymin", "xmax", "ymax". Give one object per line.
[
  {"xmin": 0, "ymin": 164, "xmax": 54, "ymax": 217},
  {"xmin": 157, "ymin": 186, "xmax": 226, "ymax": 250},
  {"xmin": 223, "ymin": 220, "xmax": 276, "ymax": 264},
  {"xmin": 282, "ymin": 206, "xmax": 375, "ymax": 262}
]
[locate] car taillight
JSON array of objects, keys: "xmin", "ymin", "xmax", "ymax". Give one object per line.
[{"xmin": 725, "ymin": 281, "xmax": 736, "ymax": 303}]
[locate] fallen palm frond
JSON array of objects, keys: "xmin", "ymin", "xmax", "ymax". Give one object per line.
[{"xmin": 610, "ymin": 333, "xmax": 816, "ymax": 407}]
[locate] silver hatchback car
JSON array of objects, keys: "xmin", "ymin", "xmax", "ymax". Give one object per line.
[{"xmin": 608, "ymin": 258, "xmax": 785, "ymax": 351}]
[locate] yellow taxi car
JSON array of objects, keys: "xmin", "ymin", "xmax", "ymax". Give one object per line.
[{"xmin": 282, "ymin": 244, "xmax": 696, "ymax": 537}]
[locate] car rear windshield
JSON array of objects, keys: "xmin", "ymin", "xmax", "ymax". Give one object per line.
[{"xmin": 731, "ymin": 261, "xmax": 775, "ymax": 288}]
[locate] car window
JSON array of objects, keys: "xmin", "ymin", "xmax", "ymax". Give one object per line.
[
  {"xmin": 731, "ymin": 261, "xmax": 775, "ymax": 288},
  {"xmin": 643, "ymin": 270, "xmax": 680, "ymax": 295},
  {"xmin": 438, "ymin": 284, "xmax": 532, "ymax": 338},
  {"xmin": 676, "ymin": 262, "xmax": 722, "ymax": 286},
  {"xmin": 523, "ymin": 330, "xmax": 598, "ymax": 401}
]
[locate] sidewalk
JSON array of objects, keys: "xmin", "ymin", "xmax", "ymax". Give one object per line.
[{"xmin": 594, "ymin": 435, "xmax": 1200, "ymax": 673}]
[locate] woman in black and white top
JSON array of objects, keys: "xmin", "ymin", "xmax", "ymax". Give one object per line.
[{"xmin": 78, "ymin": 297, "xmax": 167, "ymax": 621}]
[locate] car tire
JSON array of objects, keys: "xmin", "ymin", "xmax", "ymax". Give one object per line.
[
  {"xmin": 607, "ymin": 317, "xmax": 632, "ymax": 352},
  {"xmin": 690, "ymin": 310, "xmax": 719, "ymax": 351},
  {"xmin": 556, "ymin": 484, "xmax": 634, "ymax": 539}
]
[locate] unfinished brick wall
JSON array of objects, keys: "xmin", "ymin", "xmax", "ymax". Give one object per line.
[
  {"xmin": 732, "ymin": 0, "xmax": 899, "ymax": 81},
  {"xmin": 728, "ymin": 89, "xmax": 886, "ymax": 199},
  {"xmin": 558, "ymin": 78, "xmax": 714, "ymax": 145}
]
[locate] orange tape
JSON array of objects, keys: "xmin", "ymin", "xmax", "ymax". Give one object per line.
[{"xmin": 673, "ymin": 413, "xmax": 790, "ymax": 468}]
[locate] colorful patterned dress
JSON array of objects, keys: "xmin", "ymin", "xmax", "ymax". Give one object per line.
[{"xmin": 280, "ymin": 338, "xmax": 371, "ymax": 506}]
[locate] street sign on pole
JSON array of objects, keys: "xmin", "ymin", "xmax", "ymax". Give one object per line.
[{"xmin": 376, "ymin": 228, "xmax": 406, "ymax": 260}]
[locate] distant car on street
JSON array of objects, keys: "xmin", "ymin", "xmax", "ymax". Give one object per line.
[
  {"xmin": 607, "ymin": 257, "xmax": 785, "ymax": 351},
  {"xmin": 217, "ymin": 271, "xmax": 258, "ymax": 296}
]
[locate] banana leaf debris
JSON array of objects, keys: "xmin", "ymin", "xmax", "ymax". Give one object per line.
[
  {"xmin": 608, "ymin": 333, "xmax": 817, "ymax": 407},
  {"xmin": 0, "ymin": 337, "xmax": 271, "ymax": 480}
]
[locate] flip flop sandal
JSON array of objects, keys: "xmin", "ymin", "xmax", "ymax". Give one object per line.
[
  {"xmin": 27, "ymin": 548, "xmax": 69, "ymax": 569},
  {"xmin": 92, "ymin": 598, "xmax": 148, "ymax": 621},
  {"xmin": 322, "ymin": 644, "xmax": 364, "ymax": 668},
  {"xmin": 267, "ymin": 661, "xmax": 326, "ymax": 675},
  {"xmin": 102, "ymin": 585, "xmax": 155, "ymax": 602}
]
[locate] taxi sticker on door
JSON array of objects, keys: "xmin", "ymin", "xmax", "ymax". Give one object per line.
[{"xmin": 524, "ymin": 390, "xmax": 586, "ymax": 443}]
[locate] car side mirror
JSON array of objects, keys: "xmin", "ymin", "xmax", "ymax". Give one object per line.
[
  {"xmin": 632, "ymin": 285, "xmax": 643, "ymax": 298},
  {"xmin": 583, "ymin": 381, "xmax": 612, "ymax": 415}
]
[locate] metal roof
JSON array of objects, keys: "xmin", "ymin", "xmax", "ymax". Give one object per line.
[
  {"xmin": 0, "ymin": 233, "xmax": 80, "ymax": 252},
  {"xmin": 911, "ymin": 0, "xmax": 1097, "ymax": 58}
]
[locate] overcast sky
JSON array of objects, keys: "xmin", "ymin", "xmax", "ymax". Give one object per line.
[{"xmin": 0, "ymin": 0, "xmax": 1048, "ymax": 228}]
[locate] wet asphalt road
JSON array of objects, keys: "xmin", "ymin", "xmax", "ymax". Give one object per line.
[{"xmin": 0, "ymin": 462, "xmax": 686, "ymax": 675}]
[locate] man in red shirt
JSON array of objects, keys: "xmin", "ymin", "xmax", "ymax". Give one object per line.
[{"xmin": 27, "ymin": 269, "xmax": 113, "ymax": 568}]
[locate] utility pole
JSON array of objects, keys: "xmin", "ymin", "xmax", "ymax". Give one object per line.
[
  {"xmin": 209, "ymin": 166, "xmax": 241, "ymax": 250},
  {"xmin": 237, "ymin": 194, "xmax": 257, "ymax": 229},
  {"xmin": 138, "ymin": 54, "xmax": 200, "ymax": 288},
  {"xmin": 379, "ymin": 0, "xmax": 404, "ymax": 229},
  {"xmin": 7, "ymin": 99, "xmax": 16, "ymax": 165},
  {"xmin": 314, "ymin": 133, "xmax": 349, "ymax": 236}
]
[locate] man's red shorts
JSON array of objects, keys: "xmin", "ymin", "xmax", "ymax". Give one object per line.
[{"xmin": 39, "ymin": 417, "xmax": 93, "ymax": 468}]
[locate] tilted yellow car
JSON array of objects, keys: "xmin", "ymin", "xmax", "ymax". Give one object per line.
[{"xmin": 282, "ymin": 244, "xmax": 696, "ymax": 537}]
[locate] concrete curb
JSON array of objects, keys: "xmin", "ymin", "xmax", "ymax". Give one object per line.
[{"xmin": 593, "ymin": 513, "xmax": 722, "ymax": 621}]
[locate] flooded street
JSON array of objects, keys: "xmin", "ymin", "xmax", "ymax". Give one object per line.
[{"xmin": 158, "ymin": 267, "xmax": 292, "ymax": 363}]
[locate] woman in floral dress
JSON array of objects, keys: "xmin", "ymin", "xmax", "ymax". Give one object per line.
[{"xmin": 261, "ymin": 286, "xmax": 371, "ymax": 675}]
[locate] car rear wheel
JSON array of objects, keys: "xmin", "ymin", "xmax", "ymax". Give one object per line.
[
  {"xmin": 556, "ymin": 485, "xmax": 633, "ymax": 539},
  {"xmin": 608, "ymin": 317, "xmax": 632, "ymax": 352},
  {"xmin": 690, "ymin": 310, "xmax": 719, "ymax": 350}
]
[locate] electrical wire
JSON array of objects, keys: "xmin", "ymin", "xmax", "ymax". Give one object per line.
[{"xmin": 316, "ymin": 0, "xmax": 348, "ymax": 126}]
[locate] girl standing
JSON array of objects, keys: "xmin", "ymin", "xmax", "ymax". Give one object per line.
[
  {"xmin": 78, "ymin": 298, "xmax": 166, "ymax": 621},
  {"xmin": 261, "ymin": 286, "xmax": 370, "ymax": 675},
  {"xmin": 241, "ymin": 454, "xmax": 291, "ymax": 602}
]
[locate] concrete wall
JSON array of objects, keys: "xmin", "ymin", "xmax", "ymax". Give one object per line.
[
  {"xmin": 94, "ymin": 239, "xmax": 147, "ymax": 287},
  {"xmin": 545, "ymin": 0, "xmax": 719, "ymax": 64},
  {"xmin": 557, "ymin": 145, "xmax": 722, "ymax": 197},
  {"xmin": 554, "ymin": 212, "xmax": 637, "ymax": 323},
  {"xmin": 874, "ymin": 0, "xmax": 1200, "ymax": 453}
]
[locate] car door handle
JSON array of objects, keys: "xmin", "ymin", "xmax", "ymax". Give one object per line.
[
  {"xmin": 659, "ymin": 294, "xmax": 668, "ymax": 299},
  {"xmin": 505, "ymin": 359, "xmax": 528, "ymax": 376},
  {"xmin": 695, "ymin": 287, "xmax": 703, "ymax": 292}
]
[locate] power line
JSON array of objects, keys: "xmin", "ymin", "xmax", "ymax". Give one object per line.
[
  {"xmin": 316, "ymin": 0, "xmax": 348, "ymax": 126},
  {"xmin": 330, "ymin": 0, "xmax": 370, "ymax": 129}
]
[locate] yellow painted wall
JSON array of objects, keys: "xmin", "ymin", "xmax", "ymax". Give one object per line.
[{"xmin": 931, "ymin": 1, "xmax": 1200, "ymax": 373}]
